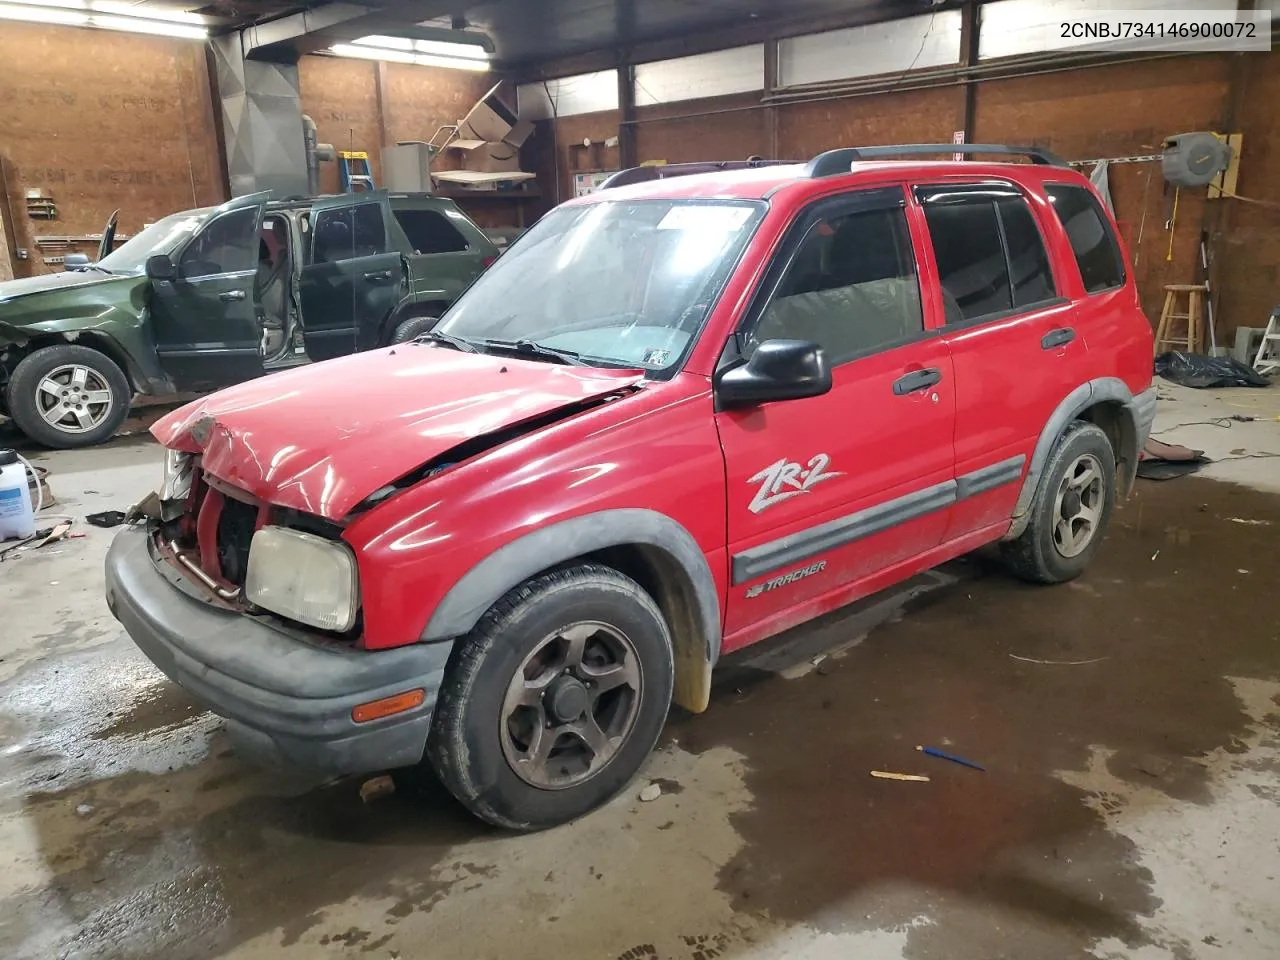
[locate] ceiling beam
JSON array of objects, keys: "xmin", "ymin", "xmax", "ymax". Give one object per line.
[{"xmin": 512, "ymin": 0, "xmax": 964, "ymax": 81}]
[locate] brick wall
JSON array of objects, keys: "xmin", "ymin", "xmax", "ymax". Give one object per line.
[
  {"xmin": 0, "ymin": 23, "xmax": 223, "ymax": 277},
  {"xmin": 531, "ymin": 51, "xmax": 1280, "ymax": 341}
]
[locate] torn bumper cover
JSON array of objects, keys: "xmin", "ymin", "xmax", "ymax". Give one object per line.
[{"xmin": 104, "ymin": 527, "xmax": 452, "ymax": 775}]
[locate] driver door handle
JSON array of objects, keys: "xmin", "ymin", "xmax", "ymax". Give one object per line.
[
  {"xmin": 363, "ymin": 270, "xmax": 394, "ymax": 283},
  {"xmin": 1041, "ymin": 327, "xmax": 1076, "ymax": 350},
  {"xmin": 219, "ymin": 289, "xmax": 246, "ymax": 302},
  {"xmin": 892, "ymin": 368, "xmax": 942, "ymax": 395}
]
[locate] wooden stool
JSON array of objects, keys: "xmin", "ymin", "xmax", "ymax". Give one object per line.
[{"xmin": 1154, "ymin": 284, "xmax": 1208, "ymax": 355}]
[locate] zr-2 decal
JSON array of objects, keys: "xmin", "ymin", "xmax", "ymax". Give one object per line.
[
  {"xmin": 745, "ymin": 560, "xmax": 828, "ymax": 598},
  {"xmin": 747, "ymin": 454, "xmax": 841, "ymax": 514}
]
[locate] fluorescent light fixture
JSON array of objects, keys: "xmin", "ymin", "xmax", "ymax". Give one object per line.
[
  {"xmin": 353, "ymin": 34, "xmax": 490, "ymax": 60},
  {"xmin": 0, "ymin": 1, "xmax": 86, "ymax": 22},
  {"xmin": 0, "ymin": 0, "xmax": 206, "ymax": 36},
  {"xmin": 330, "ymin": 41, "xmax": 490, "ymax": 71}
]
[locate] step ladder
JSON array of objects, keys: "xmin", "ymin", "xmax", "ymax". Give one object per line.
[
  {"xmin": 338, "ymin": 151, "xmax": 375, "ymax": 193},
  {"xmin": 1253, "ymin": 307, "xmax": 1280, "ymax": 376}
]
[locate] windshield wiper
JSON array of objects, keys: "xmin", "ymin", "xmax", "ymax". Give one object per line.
[
  {"xmin": 418, "ymin": 331, "xmax": 480, "ymax": 353},
  {"xmin": 481, "ymin": 338, "xmax": 589, "ymax": 366},
  {"xmin": 88, "ymin": 264, "xmax": 113, "ymax": 274}
]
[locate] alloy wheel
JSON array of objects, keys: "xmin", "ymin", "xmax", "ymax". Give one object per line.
[{"xmin": 500, "ymin": 621, "xmax": 643, "ymax": 790}]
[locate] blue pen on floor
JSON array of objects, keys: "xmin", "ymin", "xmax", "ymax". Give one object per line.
[{"xmin": 917, "ymin": 745, "xmax": 986, "ymax": 771}]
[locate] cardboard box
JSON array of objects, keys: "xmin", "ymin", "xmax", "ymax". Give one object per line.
[
  {"xmin": 457, "ymin": 81, "xmax": 519, "ymax": 143},
  {"xmin": 451, "ymin": 139, "xmax": 522, "ymax": 174}
]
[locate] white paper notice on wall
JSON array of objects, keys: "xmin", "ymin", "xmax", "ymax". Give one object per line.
[{"xmin": 657, "ymin": 205, "xmax": 753, "ymax": 232}]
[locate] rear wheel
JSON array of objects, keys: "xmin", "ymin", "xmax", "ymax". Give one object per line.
[
  {"xmin": 1001, "ymin": 420, "xmax": 1116, "ymax": 583},
  {"xmin": 6, "ymin": 345, "xmax": 131, "ymax": 449},
  {"xmin": 425, "ymin": 565, "xmax": 674, "ymax": 830},
  {"xmin": 389, "ymin": 313, "xmax": 439, "ymax": 345}
]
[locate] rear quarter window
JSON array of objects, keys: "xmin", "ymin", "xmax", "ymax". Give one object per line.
[
  {"xmin": 393, "ymin": 208, "xmax": 470, "ymax": 254},
  {"xmin": 1044, "ymin": 184, "xmax": 1126, "ymax": 293}
]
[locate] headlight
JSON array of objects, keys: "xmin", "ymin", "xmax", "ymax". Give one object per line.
[
  {"xmin": 160, "ymin": 449, "xmax": 194, "ymax": 501},
  {"xmin": 245, "ymin": 526, "xmax": 359, "ymax": 632}
]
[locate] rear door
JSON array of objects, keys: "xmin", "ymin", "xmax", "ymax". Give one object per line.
[
  {"xmin": 150, "ymin": 193, "xmax": 269, "ymax": 391},
  {"xmin": 911, "ymin": 181, "xmax": 1082, "ymax": 540},
  {"xmin": 391, "ymin": 200, "xmax": 496, "ymax": 310},
  {"xmin": 715, "ymin": 186, "xmax": 956, "ymax": 649},
  {"xmin": 300, "ymin": 193, "xmax": 407, "ymax": 359}
]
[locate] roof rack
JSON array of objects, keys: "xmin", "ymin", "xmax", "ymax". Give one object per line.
[
  {"xmin": 805, "ymin": 144, "xmax": 1068, "ymax": 178},
  {"xmin": 597, "ymin": 158, "xmax": 788, "ymax": 190}
]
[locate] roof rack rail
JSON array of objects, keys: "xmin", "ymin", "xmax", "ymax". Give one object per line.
[
  {"xmin": 805, "ymin": 143, "xmax": 1068, "ymax": 178},
  {"xmin": 598, "ymin": 158, "xmax": 789, "ymax": 191}
]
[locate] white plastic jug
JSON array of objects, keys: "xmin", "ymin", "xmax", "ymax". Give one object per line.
[{"xmin": 0, "ymin": 448, "xmax": 35, "ymax": 541}]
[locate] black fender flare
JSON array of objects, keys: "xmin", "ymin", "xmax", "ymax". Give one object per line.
[
  {"xmin": 421, "ymin": 508, "xmax": 723, "ymax": 709},
  {"xmin": 1005, "ymin": 377, "xmax": 1156, "ymax": 539}
]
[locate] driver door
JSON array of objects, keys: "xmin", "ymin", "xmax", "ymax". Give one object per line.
[
  {"xmin": 300, "ymin": 193, "xmax": 408, "ymax": 360},
  {"xmin": 150, "ymin": 193, "xmax": 269, "ymax": 391},
  {"xmin": 716, "ymin": 187, "xmax": 957, "ymax": 647}
]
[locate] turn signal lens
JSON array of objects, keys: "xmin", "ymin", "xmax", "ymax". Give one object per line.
[{"xmin": 352, "ymin": 689, "xmax": 425, "ymax": 723}]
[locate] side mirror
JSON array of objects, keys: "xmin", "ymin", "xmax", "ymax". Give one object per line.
[
  {"xmin": 716, "ymin": 339, "xmax": 832, "ymax": 408},
  {"xmin": 146, "ymin": 254, "xmax": 176, "ymax": 281}
]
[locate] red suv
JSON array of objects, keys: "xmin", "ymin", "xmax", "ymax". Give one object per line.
[{"xmin": 106, "ymin": 144, "xmax": 1156, "ymax": 830}]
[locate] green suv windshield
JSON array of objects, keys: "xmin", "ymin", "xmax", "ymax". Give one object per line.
[
  {"xmin": 434, "ymin": 199, "xmax": 766, "ymax": 371},
  {"xmin": 96, "ymin": 210, "xmax": 211, "ymax": 275}
]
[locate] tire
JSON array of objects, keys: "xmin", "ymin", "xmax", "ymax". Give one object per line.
[
  {"xmin": 1001, "ymin": 420, "xmax": 1116, "ymax": 584},
  {"xmin": 425, "ymin": 564, "xmax": 674, "ymax": 830},
  {"xmin": 389, "ymin": 314, "xmax": 438, "ymax": 345},
  {"xmin": 5, "ymin": 345, "xmax": 131, "ymax": 449}
]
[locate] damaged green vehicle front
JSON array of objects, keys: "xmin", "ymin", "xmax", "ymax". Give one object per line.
[{"xmin": 0, "ymin": 204, "xmax": 225, "ymax": 448}]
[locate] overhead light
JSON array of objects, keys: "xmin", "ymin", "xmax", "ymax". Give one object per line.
[
  {"xmin": 352, "ymin": 33, "xmax": 490, "ymax": 61},
  {"xmin": 330, "ymin": 42, "xmax": 489, "ymax": 72},
  {"xmin": 0, "ymin": 0, "xmax": 206, "ymax": 36},
  {"xmin": 0, "ymin": 2, "xmax": 86, "ymax": 23}
]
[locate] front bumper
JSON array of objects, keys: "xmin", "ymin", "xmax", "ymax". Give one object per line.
[{"xmin": 104, "ymin": 527, "xmax": 452, "ymax": 776}]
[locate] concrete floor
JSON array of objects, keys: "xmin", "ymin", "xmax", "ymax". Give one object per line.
[{"xmin": 1, "ymin": 382, "xmax": 1278, "ymax": 960}]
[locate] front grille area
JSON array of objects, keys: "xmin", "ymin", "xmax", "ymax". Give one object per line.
[{"xmin": 216, "ymin": 495, "xmax": 258, "ymax": 586}]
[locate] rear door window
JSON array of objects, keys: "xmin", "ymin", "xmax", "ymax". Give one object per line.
[
  {"xmin": 1044, "ymin": 183, "xmax": 1126, "ymax": 293},
  {"xmin": 917, "ymin": 186, "xmax": 1057, "ymax": 323},
  {"xmin": 393, "ymin": 208, "xmax": 470, "ymax": 254},
  {"xmin": 311, "ymin": 202, "xmax": 388, "ymax": 264}
]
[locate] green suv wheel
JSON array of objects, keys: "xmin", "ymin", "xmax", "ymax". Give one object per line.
[{"xmin": 6, "ymin": 345, "xmax": 132, "ymax": 449}]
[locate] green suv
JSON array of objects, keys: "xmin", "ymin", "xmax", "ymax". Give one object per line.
[{"xmin": 0, "ymin": 191, "xmax": 497, "ymax": 448}]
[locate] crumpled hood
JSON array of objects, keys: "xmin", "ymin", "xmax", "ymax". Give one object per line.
[
  {"xmin": 0, "ymin": 270, "xmax": 132, "ymax": 304},
  {"xmin": 153, "ymin": 345, "xmax": 646, "ymax": 521}
]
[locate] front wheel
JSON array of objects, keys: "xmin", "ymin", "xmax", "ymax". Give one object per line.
[
  {"xmin": 425, "ymin": 565, "xmax": 674, "ymax": 830},
  {"xmin": 5, "ymin": 345, "xmax": 131, "ymax": 449},
  {"xmin": 1001, "ymin": 420, "xmax": 1116, "ymax": 583}
]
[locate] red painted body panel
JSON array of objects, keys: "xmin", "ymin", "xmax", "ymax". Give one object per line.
[
  {"xmin": 342, "ymin": 375, "xmax": 728, "ymax": 648},
  {"xmin": 716, "ymin": 337, "xmax": 956, "ymax": 647},
  {"xmin": 151, "ymin": 347, "xmax": 645, "ymax": 521},
  {"xmin": 148, "ymin": 158, "xmax": 1155, "ymax": 659}
]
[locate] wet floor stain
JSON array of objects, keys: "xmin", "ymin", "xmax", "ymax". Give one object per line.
[{"xmin": 0, "ymin": 477, "xmax": 1278, "ymax": 959}]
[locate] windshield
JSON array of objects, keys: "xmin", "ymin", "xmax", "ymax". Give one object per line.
[
  {"xmin": 97, "ymin": 209, "xmax": 211, "ymax": 274},
  {"xmin": 435, "ymin": 198, "xmax": 766, "ymax": 372}
]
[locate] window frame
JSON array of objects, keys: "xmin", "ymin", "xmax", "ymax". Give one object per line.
[
  {"xmin": 309, "ymin": 199, "xmax": 392, "ymax": 265},
  {"xmin": 722, "ymin": 185, "xmax": 928, "ymax": 373},
  {"xmin": 1040, "ymin": 180, "xmax": 1128, "ymax": 295},
  {"xmin": 392, "ymin": 206, "xmax": 471, "ymax": 255},
  {"xmin": 177, "ymin": 206, "xmax": 261, "ymax": 281},
  {"xmin": 912, "ymin": 180, "xmax": 1067, "ymax": 330}
]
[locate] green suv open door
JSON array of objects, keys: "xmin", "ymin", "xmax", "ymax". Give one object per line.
[{"xmin": 300, "ymin": 193, "xmax": 409, "ymax": 360}]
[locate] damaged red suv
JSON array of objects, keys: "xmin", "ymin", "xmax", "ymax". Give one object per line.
[{"xmin": 106, "ymin": 145, "xmax": 1156, "ymax": 829}]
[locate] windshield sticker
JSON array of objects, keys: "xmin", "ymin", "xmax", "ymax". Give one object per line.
[
  {"xmin": 748, "ymin": 454, "xmax": 841, "ymax": 514},
  {"xmin": 657, "ymin": 206, "xmax": 753, "ymax": 232},
  {"xmin": 642, "ymin": 347, "xmax": 671, "ymax": 366}
]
